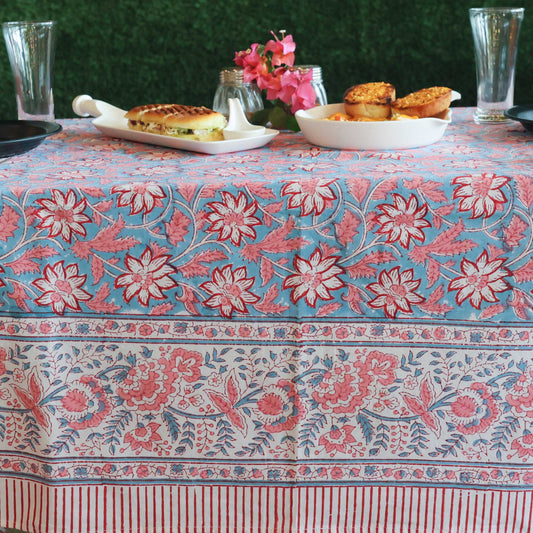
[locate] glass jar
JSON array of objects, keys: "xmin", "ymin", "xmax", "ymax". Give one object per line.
[
  {"xmin": 293, "ymin": 65, "xmax": 328, "ymax": 106},
  {"xmin": 212, "ymin": 66, "xmax": 264, "ymax": 120}
]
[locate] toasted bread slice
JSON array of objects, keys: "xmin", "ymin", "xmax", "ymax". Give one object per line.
[
  {"xmin": 125, "ymin": 104, "xmax": 227, "ymax": 141},
  {"xmin": 391, "ymin": 87, "xmax": 452, "ymax": 118},
  {"xmin": 343, "ymin": 82, "xmax": 396, "ymax": 119}
]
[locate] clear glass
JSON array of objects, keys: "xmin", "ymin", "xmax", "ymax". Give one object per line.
[
  {"xmin": 212, "ymin": 67, "xmax": 264, "ymax": 120},
  {"xmin": 3, "ymin": 20, "xmax": 57, "ymax": 121},
  {"xmin": 469, "ymin": 7, "xmax": 524, "ymax": 124}
]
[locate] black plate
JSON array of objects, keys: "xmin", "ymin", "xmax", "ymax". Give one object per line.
[
  {"xmin": 504, "ymin": 105, "xmax": 533, "ymax": 132},
  {"xmin": 0, "ymin": 120, "xmax": 62, "ymax": 157}
]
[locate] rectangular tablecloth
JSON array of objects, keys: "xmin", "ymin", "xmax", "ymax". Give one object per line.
[{"xmin": 0, "ymin": 108, "xmax": 532, "ymax": 532}]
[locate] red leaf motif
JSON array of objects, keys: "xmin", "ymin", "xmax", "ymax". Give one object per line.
[
  {"xmin": 6, "ymin": 245, "xmax": 58, "ymax": 275},
  {"xmin": 91, "ymin": 255, "xmax": 105, "ymax": 285},
  {"xmin": 6, "ymin": 283, "xmax": 30, "ymax": 311},
  {"xmin": 409, "ymin": 220, "xmax": 477, "ymax": 264},
  {"xmin": 72, "ymin": 217, "xmax": 139, "ymax": 260},
  {"xmin": 509, "ymin": 289, "xmax": 530, "ymax": 320},
  {"xmin": 504, "ymin": 215, "xmax": 528, "ymax": 248},
  {"xmin": 417, "ymin": 285, "xmax": 453, "ymax": 316},
  {"xmin": 348, "ymin": 177, "xmax": 371, "ymax": 204},
  {"xmin": 165, "ymin": 209, "xmax": 191, "ymax": 246},
  {"xmin": 81, "ymin": 186, "xmax": 106, "ymax": 198},
  {"xmin": 260, "ymin": 257, "xmax": 274, "ymax": 286},
  {"xmin": 149, "ymin": 302, "xmax": 175, "ymax": 315},
  {"xmin": 180, "ymin": 250, "xmax": 228, "ymax": 279},
  {"xmin": 254, "ymin": 284, "xmax": 290, "ymax": 314},
  {"xmin": 263, "ymin": 200, "xmax": 285, "ymax": 215},
  {"xmin": 176, "ymin": 285, "xmax": 200, "ymax": 315},
  {"xmin": 0, "ymin": 205, "xmax": 19, "ymax": 242},
  {"xmin": 513, "ymin": 259, "xmax": 533, "ymax": 283},
  {"xmin": 515, "ymin": 175, "xmax": 533, "ymax": 209},
  {"xmin": 177, "ymin": 183, "xmax": 199, "ymax": 203},
  {"xmin": 316, "ymin": 301, "xmax": 341, "ymax": 317},
  {"xmin": 402, "ymin": 394, "xmax": 425, "ymax": 416},
  {"xmin": 227, "ymin": 409, "xmax": 245, "ymax": 430},
  {"xmin": 427, "ymin": 259, "xmax": 441, "ymax": 288},
  {"xmin": 247, "ymin": 182, "xmax": 277, "ymax": 200},
  {"xmin": 420, "ymin": 376, "xmax": 435, "ymax": 407},
  {"xmin": 346, "ymin": 250, "xmax": 396, "ymax": 279},
  {"xmin": 335, "ymin": 210, "xmax": 360, "ymax": 246},
  {"xmin": 405, "ymin": 177, "xmax": 448, "ymax": 203},
  {"xmin": 479, "ymin": 304, "xmax": 505, "ymax": 319},
  {"xmin": 208, "ymin": 391, "xmax": 232, "ymax": 413},
  {"xmin": 85, "ymin": 283, "xmax": 120, "ymax": 313},
  {"xmin": 342, "ymin": 284, "xmax": 364, "ymax": 314},
  {"xmin": 241, "ymin": 218, "xmax": 309, "ymax": 263},
  {"xmin": 372, "ymin": 177, "xmax": 399, "ymax": 200},
  {"xmin": 227, "ymin": 376, "xmax": 239, "ymax": 405}
]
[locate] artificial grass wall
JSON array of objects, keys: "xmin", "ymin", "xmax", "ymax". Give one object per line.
[{"xmin": 0, "ymin": 0, "xmax": 531, "ymax": 119}]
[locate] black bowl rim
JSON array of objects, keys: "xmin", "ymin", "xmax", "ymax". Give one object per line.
[
  {"xmin": 504, "ymin": 104, "xmax": 533, "ymax": 124},
  {"xmin": 0, "ymin": 120, "xmax": 62, "ymax": 145}
]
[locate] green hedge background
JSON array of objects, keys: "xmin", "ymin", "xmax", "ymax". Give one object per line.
[{"xmin": 0, "ymin": 0, "xmax": 531, "ymax": 119}]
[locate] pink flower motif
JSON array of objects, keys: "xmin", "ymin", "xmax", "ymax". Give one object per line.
[
  {"xmin": 506, "ymin": 368, "xmax": 533, "ymax": 418},
  {"xmin": 283, "ymin": 248, "xmax": 345, "ymax": 307},
  {"xmin": 174, "ymin": 347, "xmax": 203, "ymax": 383},
  {"xmin": 112, "ymin": 182, "xmax": 166, "ymax": 215},
  {"xmin": 200, "ymin": 265, "xmax": 259, "ymax": 318},
  {"xmin": 449, "ymin": 383, "xmax": 500, "ymax": 435},
  {"xmin": 376, "ymin": 194, "xmax": 431, "ymax": 248},
  {"xmin": 59, "ymin": 376, "xmax": 111, "ymax": 430},
  {"xmin": 365, "ymin": 351, "xmax": 398, "ymax": 386},
  {"xmin": 319, "ymin": 424, "xmax": 357, "ymax": 454},
  {"xmin": 124, "ymin": 422, "xmax": 163, "ymax": 452},
  {"xmin": 255, "ymin": 379, "xmax": 305, "ymax": 433},
  {"xmin": 282, "ymin": 178, "xmax": 337, "ymax": 216},
  {"xmin": 511, "ymin": 433, "xmax": 533, "ymax": 459},
  {"xmin": 448, "ymin": 251, "xmax": 510, "ymax": 309},
  {"xmin": 115, "ymin": 247, "xmax": 178, "ymax": 306},
  {"xmin": 206, "ymin": 191, "xmax": 261, "ymax": 245},
  {"xmin": 367, "ymin": 267, "xmax": 424, "ymax": 318},
  {"xmin": 264, "ymin": 32, "xmax": 296, "ymax": 67},
  {"xmin": 312, "ymin": 362, "xmax": 372, "ymax": 414},
  {"xmin": 33, "ymin": 261, "xmax": 92, "ymax": 314},
  {"xmin": 452, "ymin": 173, "xmax": 510, "ymax": 218},
  {"xmin": 36, "ymin": 189, "xmax": 91, "ymax": 242}
]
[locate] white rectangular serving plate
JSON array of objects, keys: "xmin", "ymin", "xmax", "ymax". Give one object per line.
[{"xmin": 73, "ymin": 96, "xmax": 278, "ymax": 155}]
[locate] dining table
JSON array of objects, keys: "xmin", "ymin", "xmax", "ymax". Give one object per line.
[{"xmin": 0, "ymin": 107, "xmax": 532, "ymax": 533}]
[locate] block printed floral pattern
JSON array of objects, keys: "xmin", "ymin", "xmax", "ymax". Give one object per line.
[{"xmin": 0, "ymin": 110, "xmax": 531, "ymax": 489}]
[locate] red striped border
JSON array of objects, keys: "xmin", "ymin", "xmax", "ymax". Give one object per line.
[{"xmin": 1, "ymin": 479, "xmax": 532, "ymax": 533}]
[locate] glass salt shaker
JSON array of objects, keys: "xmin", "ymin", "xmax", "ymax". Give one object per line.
[
  {"xmin": 293, "ymin": 65, "xmax": 328, "ymax": 106},
  {"xmin": 212, "ymin": 66, "xmax": 264, "ymax": 120}
]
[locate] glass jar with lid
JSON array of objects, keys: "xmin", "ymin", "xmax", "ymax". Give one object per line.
[
  {"xmin": 212, "ymin": 66, "xmax": 264, "ymax": 120},
  {"xmin": 292, "ymin": 65, "xmax": 328, "ymax": 106}
]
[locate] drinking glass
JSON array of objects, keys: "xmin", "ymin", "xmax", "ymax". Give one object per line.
[
  {"xmin": 469, "ymin": 7, "xmax": 524, "ymax": 124},
  {"xmin": 3, "ymin": 21, "xmax": 57, "ymax": 121}
]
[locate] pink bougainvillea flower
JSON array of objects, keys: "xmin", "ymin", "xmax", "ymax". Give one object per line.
[
  {"xmin": 282, "ymin": 178, "xmax": 337, "ymax": 216},
  {"xmin": 33, "ymin": 261, "xmax": 92, "ymax": 314},
  {"xmin": 264, "ymin": 32, "xmax": 296, "ymax": 67},
  {"xmin": 234, "ymin": 43, "xmax": 269, "ymax": 83},
  {"xmin": 115, "ymin": 246, "xmax": 178, "ymax": 306},
  {"xmin": 200, "ymin": 265, "xmax": 259, "ymax": 318},
  {"xmin": 452, "ymin": 173, "xmax": 510, "ymax": 218},
  {"xmin": 376, "ymin": 193, "xmax": 431, "ymax": 248},
  {"xmin": 206, "ymin": 191, "xmax": 261, "ymax": 246},
  {"xmin": 36, "ymin": 189, "xmax": 91, "ymax": 242},
  {"xmin": 367, "ymin": 267, "xmax": 424, "ymax": 318},
  {"xmin": 283, "ymin": 248, "xmax": 345, "ymax": 307},
  {"xmin": 112, "ymin": 182, "xmax": 166, "ymax": 215},
  {"xmin": 448, "ymin": 250, "xmax": 510, "ymax": 309},
  {"xmin": 287, "ymin": 69, "xmax": 316, "ymax": 113}
]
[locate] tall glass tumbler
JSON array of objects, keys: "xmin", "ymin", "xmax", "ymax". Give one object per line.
[
  {"xmin": 469, "ymin": 8, "xmax": 524, "ymax": 124},
  {"xmin": 3, "ymin": 21, "xmax": 57, "ymax": 121}
]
